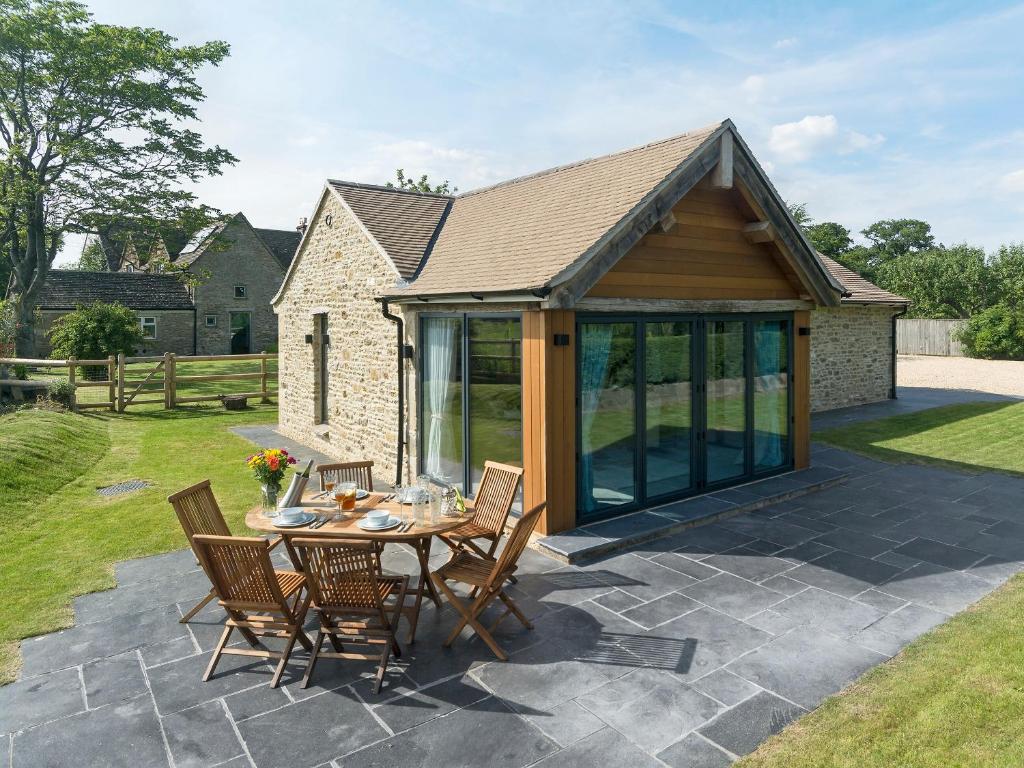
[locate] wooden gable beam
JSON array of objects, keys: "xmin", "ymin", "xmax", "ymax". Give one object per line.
[
  {"xmin": 742, "ymin": 221, "xmax": 774, "ymax": 243},
  {"xmin": 709, "ymin": 132, "xmax": 733, "ymax": 189},
  {"xmin": 658, "ymin": 211, "xmax": 677, "ymax": 233}
]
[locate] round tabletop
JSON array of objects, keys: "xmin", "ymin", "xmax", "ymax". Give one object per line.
[{"xmin": 245, "ymin": 489, "xmax": 475, "ymax": 542}]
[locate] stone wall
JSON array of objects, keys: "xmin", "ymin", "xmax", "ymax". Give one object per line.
[
  {"xmin": 811, "ymin": 304, "xmax": 897, "ymax": 412},
  {"xmin": 34, "ymin": 309, "xmax": 196, "ymax": 357},
  {"xmin": 274, "ymin": 191, "xmax": 403, "ymax": 487},
  {"xmin": 192, "ymin": 217, "xmax": 285, "ymax": 355}
]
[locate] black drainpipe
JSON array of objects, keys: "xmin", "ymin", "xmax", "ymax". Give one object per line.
[
  {"xmin": 890, "ymin": 305, "xmax": 908, "ymax": 400},
  {"xmin": 378, "ymin": 298, "xmax": 405, "ymax": 487}
]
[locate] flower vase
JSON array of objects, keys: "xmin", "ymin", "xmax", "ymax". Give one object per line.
[{"xmin": 261, "ymin": 483, "xmax": 281, "ymax": 517}]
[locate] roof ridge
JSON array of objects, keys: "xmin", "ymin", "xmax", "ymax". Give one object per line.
[
  {"xmin": 49, "ymin": 268, "xmax": 180, "ymax": 278},
  {"xmin": 456, "ymin": 120, "xmax": 727, "ymax": 200},
  {"xmin": 328, "ymin": 179, "xmax": 454, "ymax": 200}
]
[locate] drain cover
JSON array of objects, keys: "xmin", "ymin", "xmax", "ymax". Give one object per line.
[{"xmin": 97, "ymin": 479, "xmax": 152, "ymax": 497}]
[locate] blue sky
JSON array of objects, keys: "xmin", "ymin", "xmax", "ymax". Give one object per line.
[{"xmin": 59, "ymin": 0, "xmax": 1024, "ymax": 264}]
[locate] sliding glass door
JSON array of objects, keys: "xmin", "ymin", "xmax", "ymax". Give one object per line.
[
  {"xmin": 419, "ymin": 314, "xmax": 522, "ymax": 495},
  {"xmin": 577, "ymin": 314, "xmax": 792, "ymax": 523}
]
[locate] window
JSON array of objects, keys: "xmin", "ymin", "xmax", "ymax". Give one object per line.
[
  {"xmin": 140, "ymin": 317, "xmax": 157, "ymax": 339},
  {"xmin": 233, "ymin": 285, "xmax": 246, "ymax": 299},
  {"xmin": 124, "ymin": 264, "xmax": 135, "ymax": 273},
  {"xmin": 205, "ymin": 314, "xmax": 217, "ymax": 327}
]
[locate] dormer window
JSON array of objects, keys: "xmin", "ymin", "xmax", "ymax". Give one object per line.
[{"xmin": 234, "ymin": 285, "xmax": 246, "ymax": 299}]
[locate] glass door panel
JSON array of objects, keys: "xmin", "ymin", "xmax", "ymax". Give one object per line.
[
  {"xmin": 579, "ymin": 322, "xmax": 637, "ymax": 517},
  {"xmin": 468, "ymin": 317, "xmax": 523, "ymax": 495},
  {"xmin": 645, "ymin": 321, "xmax": 694, "ymax": 498},
  {"xmin": 754, "ymin": 319, "xmax": 790, "ymax": 472},
  {"xmin": 706, "ymin": 320, "xmax": 747, "ymax": 484},
  {"xmin": 421, "ymin": 317, "xmax": 464, "ymax": 491}
]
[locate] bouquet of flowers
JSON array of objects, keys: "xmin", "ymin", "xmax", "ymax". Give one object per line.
[{"xmin": 246, "ymin": 448, "xmax": 297, "ymax": 492}]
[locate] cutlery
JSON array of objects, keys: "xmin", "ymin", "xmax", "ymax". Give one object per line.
[
  {"xmin": 311, "ymin": 515, "xmax": 328, "ymax": 529},
  {"xmin": 310, "ymin": 490, "xmax": 330, "ymax": 500}
]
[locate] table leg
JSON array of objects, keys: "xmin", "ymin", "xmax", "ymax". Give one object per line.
[{"xmin": 414, "ymin": 537, "xmax": 442, "ymax": 609}]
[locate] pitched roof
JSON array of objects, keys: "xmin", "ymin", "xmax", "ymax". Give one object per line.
[
  {"xmin": 255, "ymin": 228, "xmax": 301, "ymax": 270},
  {"xmin": 818, "ymin": 254, "xmax": 909, "ymax": 305},
  {"xmin": 328, "ymin": 181, "xmax": 452, "ymax": 279},
  {"xmin": 172, "ymin": 219, "xmax": 230, "ymax": 267},
  {"xmin": 395, "ymin": 123, "xmax": 724, "ymax": 296},
  {"xmin": 37, "ymin": 270, "xmax": 194, "ymax": 310}
]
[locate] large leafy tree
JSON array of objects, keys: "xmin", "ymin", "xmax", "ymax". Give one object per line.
[
  {"xmin": 386, "ymin": 168, "xmax": 457, "ymax": 195},
  {"xmin": 875, "ymin": 245, "xmax": 990, "ymax": 319},
  {"xmin": 806, "ymin": 222, "xmax": 853, "ymax": 260},
  {"xmin": 0, "ymin": 0, "xmax": 235, "ymax": 354},
  {"xmin": 989, "ymin": 244, "xmax": 1024, "ymax": 308},
  {"xmin": 861, "ymin": 218, "xmax": 935, "ymax": 265}
]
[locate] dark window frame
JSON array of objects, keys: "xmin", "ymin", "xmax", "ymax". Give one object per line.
[{"xmin": 233, "ymin": 285, "xmax": 247, "ymax": 299}]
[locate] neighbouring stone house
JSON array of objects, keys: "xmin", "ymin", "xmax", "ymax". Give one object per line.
[
  {"xmin": 31, "ymin": 270, "xmax": 197, "ymax": 356},
  {"xmin": 273, "ymin": 119, "xmax": 908, "ymax": 536},
  {"xmin": 26, "ymin": 213, "xmax": 302, "ymax": 357}
]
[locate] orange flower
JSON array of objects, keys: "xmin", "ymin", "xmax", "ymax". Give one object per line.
[{"xmin": 268, "ymin": 456, "xmax": 280, "ymax": 471}]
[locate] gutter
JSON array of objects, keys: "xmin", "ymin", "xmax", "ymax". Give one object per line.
[
  {"xmin": 890, "ymin": 305, "xmax": 909, "ymax": 399},
  {"xmin": 377, "ymin": 298, "xmax": 405, "ymax": 487}
]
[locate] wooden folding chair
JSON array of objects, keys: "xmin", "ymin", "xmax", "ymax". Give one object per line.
[
  {"xmin": 168, "ymin": 480, "xmax": 283, "ymax": 624},
  {"xmin": 291, "ymin": 539, "xmax": 408, "ymax": 694},
  {"xmin": 192, "ymin": 535, "xmax": 312, "ymax": 688},
  {"xmin": 317, "ymin": 460, "xmax": 374, "ymax": 492},
  {"xmin": 439, "ymin": 461, "xmax": 523, "ymax": 560},
  {"xmin": 431, "ymin": 502, "xmax": 545, "ymax": 661}
]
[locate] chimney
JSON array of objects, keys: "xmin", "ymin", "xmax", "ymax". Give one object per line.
[{"xmin": 296, "ymin": 217, "xmax": 308, "ymax": 236}]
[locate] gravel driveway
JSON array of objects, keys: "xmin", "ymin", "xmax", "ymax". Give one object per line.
[{"xmin": 899, "ymin": 355, "xmax": 1024, "ymax": 398}]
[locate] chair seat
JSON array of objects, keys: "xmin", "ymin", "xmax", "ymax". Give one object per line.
[
  {"xmin": 436, "ymin": 551, "xmax": 510, "ymax": 587},
  {"xmin": 446, "ymin": 522, "xmax": 498, "ymax": 542}
]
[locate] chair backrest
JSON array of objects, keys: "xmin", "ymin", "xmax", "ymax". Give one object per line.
[
  {"xmin": 167, "ymin": 480, "xmax": 231, "ymax": 555},
  {"xmin": 488, "ymin": 502, "xmax": 546, "ymax": 587},
  {"xmin": 317, "ymin": 461, "xmax": 374, "ymax": 492},
  {"xmin": 192, "ymin": 535, "xmax": 289, "ymax": 614},
  {"xmin": 471, "ymin": 461, "xmax": 524, "ymax": 536},
  {"xmin": 291, "ymin": 539, "xmax": 383, "ymax": 613}
]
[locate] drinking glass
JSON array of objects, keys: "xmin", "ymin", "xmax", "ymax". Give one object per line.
[{"xmin": 339, "ymin": 481, "xmax": 357, "ymax": 512}]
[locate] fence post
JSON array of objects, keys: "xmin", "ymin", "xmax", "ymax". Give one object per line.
[
  {"xmin": 117, "ymin": 353, "xmax": 126, "ymax": 412},
  {"xmin": 260, "ymin": 351, "xmax": 269, "ymax": 403},
  {"xmin": 166, "ymin": 353, "xmax": 177, "ymax": 409},
  {"xmin": 107, "ymin": 356, "xmax": 116, "ymax": 411},
  {"xmin": 67, "ymin": 356, "xmax": 77, "ymax": 412}
]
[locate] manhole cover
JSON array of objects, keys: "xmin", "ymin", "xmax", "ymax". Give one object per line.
[{"xmin": 97, "ymin": 479, "xmax": 152, "ymax": 497}]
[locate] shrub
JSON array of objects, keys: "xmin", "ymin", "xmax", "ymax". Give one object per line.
[
  {"xmin": 13, "ymin": 364, "xmax": 27, "ymax": 380},
  {"xmin": 957, "ymin": 304, "xmax": 1024, "ymax": 360},
  {"xmin": 48, "ymin": 301, "xmax": 144, "ymax": 379},
  {"xmin": 45, "ymin": 379, "xmax": 76, "ymax": 409}
]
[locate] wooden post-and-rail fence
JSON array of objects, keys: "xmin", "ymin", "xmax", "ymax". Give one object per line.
[{"xmin": 0, "ymin": 352, "xmax": 277, "ymax": 412}]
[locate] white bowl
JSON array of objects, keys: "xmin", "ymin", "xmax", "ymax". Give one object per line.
[
  {"xmin": 365, "ymin": 509, "xmax": 390, "ymax": 526},
  {"xmin": 277, "ymin": 507, "xmax": 306, "ymax": 523}
]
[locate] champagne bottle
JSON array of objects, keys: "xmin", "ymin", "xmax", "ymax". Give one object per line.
[{"xmin": 282, "ymin": 458, "xmax": 314, "ymax": 508}]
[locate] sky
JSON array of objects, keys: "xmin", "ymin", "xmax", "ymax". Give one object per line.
[{"xmin": 58, "ymin": 0, "xmax": 1024, "ymax": 264}]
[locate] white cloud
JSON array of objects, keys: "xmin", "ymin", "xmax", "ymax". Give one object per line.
[
  {"xmin": 768, "ymin": 115, "xmax": 884, "ymax": 161},
  {"xmin": 335, "ymin": 139, "xmax": 504, "ymax": 193},
  {"xmin": 773, "ymin": 37, "xmax": 797, "ymax": 49},
  {"xmin": 999, "ymin": 169, "xmax": 1024, "ymax": 193},
  {"xmin": 768, "ymin": 115, "xmax": 839, "ymax": 161}
]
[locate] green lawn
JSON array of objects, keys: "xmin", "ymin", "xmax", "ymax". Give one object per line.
[
  {"xmin": 738, "ymin": 575, "xmax": 1024, "ymax": 767},
  {"xmin": 816, "ymin": 401, "xmax": 1024, "ymax": 476},
  {"xmin": 0, "ymin": 402, "xmax": 279, "ymax": 684}
]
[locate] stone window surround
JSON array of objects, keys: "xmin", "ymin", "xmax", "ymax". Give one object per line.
[
  {"xmin": 139, "ymin": 315, "xmax": 157, "ymax": 339},
  {"xmin": 205, "ymin": 314, "xmax": 217, "ymax": 327}
]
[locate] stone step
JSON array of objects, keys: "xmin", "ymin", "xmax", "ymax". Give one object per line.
[{"xmin": 534, "ymin": 466, "xmax": 848, "ymax": 564}]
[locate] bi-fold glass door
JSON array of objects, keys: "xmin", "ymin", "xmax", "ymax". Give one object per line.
[{"xmin": 577, "ymin": 315, "xmax": 792, "ymax": 523}]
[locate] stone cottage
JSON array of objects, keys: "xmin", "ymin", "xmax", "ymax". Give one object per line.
[
  {"xmin": 27, "ymin": 214, "xmax": 302, "ymax": 357},
  {"xmin": 273, "ymin": 119, "xmax": 907, "ymax": 535}
]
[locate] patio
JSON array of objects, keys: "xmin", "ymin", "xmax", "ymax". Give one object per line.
[{"xmin": 5, "ymin": 443, "xmax": 1024, "ymax": 768}]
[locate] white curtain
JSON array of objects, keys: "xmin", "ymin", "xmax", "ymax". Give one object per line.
[{"xmin": 424, "ymin": 318, "xmax": 460, "ymax": 477}]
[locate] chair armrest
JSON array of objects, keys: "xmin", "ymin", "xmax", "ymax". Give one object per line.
[{"xmin": 267, "ymin": 535, "xmax": 285, "ymax": 551}]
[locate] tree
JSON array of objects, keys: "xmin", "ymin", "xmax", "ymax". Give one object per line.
[
  {"xmin": 386, "ymin": 168, "xmax": 457, "ymax": 195},
  {"xmin": 47, "ymin": 300, "xmax": 143, "ymax": 377},
  {"xmin": 874, "ymin": 245, "xmax": 990, "ymax": 319},
  {"xmin": 786, "ymin": 201, "xmax": 812, "ymax": 229},
  {"xmin": 957, "ymin": 304, "xmax": 1024, "ymax": 360},
  {"xmin": 70, "ymin": 239, "xmax": 106, "ymax": 271},
  {"xmin": 861, "ymin": 219, "xmax": 935, "ymax": 264},
  {"xmin": 989, "ymin": 244, "xmax": 1024, "ymax": 308},
  {"xmin": 805, "ymin": 222, "xmax": 852, "ymax": 260},
  {"xmin": 0, "ymin": 0, "xmax": 235, "ymax": 354}
]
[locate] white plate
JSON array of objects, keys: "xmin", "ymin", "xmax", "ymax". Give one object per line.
[
  {"xmin": 356, "ymin": 489, "xmax": 370, "ymax": 500},
  {"xmin": 273, "ymin": 512, "xmax": 317, "ymax": 528},
  {"xmin": 356, "ymin": 516, "xmax": 402, "ymax": 531}
]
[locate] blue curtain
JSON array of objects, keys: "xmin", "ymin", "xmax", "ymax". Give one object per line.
[{"xmin": 579, "ymin": 324, "xmax": 614, "ymax": 513}]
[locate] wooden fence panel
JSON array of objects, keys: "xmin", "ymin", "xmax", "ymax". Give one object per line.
[{"xmin": 896, "ymin": 318, "xmax": 967, "ymax": 356}]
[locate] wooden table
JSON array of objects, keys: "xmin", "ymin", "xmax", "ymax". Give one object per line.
[{"xmin": 246, "ymin": 490, "xmax": 475, "ymax": 609}]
